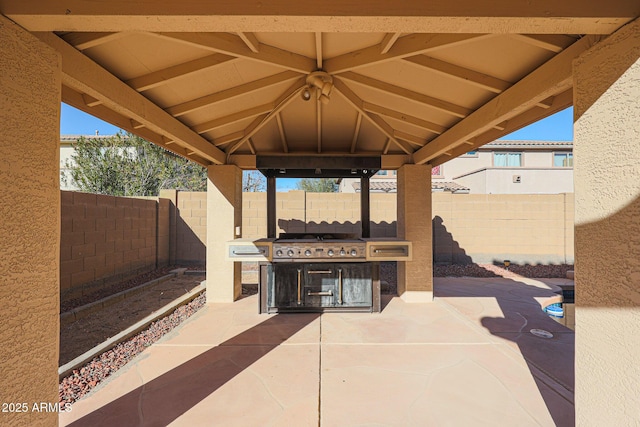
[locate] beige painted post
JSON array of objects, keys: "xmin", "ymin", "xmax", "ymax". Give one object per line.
[
  {"xmin": 207, "ymin": 165, "xmax": 242, "ymax": 302},
  {"xmin": 397, "ymin": 164, "xmax": 433, "ymax": 302},
  {"xmin": 0, "ymin": 16, "xmax": 61, "ymax": 426},
  {"xmin": 573, "ymin": 18, "xmax": 640, "ymax": 426}
]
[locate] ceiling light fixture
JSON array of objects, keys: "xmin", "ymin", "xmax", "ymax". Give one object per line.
[{"xmin": 304, "ymin": 71, "xmax": 334, "ymax": 104}]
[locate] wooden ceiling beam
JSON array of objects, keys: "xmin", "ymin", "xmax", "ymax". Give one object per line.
[
  {"xmin": 61, "ymin": 85, "xmax": 210, "ymax": 166},
  {"xmin": 214, "ymin": 131, "xmax": 244, "ymax": 147},
  {"xmin": 237, "ymin": 32, "xmax": 260, "ymax": 52},
  {"xmin": 340, "ymin": 71, "xmax": 472, "ymax": 118},
  {"xmin": 394, "ymin": 131, "xmax": 427, "ymax": 147},
  {"xmin": 402, "ymin": 55, "xmax": 511, "ymax": 94},
  {"xmin": 430, "ymin": 88, "xmax": 573, "ymax": 166},
  {"xmin": 37, "ymin": 32, "xmax": 226, "ymax": 164},
  {"xmin": 380, "ymin": 32, "xmax": 401, "ymax": 54},
  {"xmin": 276, "ymin": 114, "xmax": 289, "ymax": 153},
  {"xmin": 511, "ymin": 34, "xmax": 577, "ymax": 52},
  {"xmin": 350, "ymin": 113, "xmax": 362, "ymax": 154},
  {"xmin": 325, "ymin": 33, "xmax": 489, "ymax": 74},
  {"xmin": 165, "ymin": 70, "xmax": 301, "ymax": 117},
  {"xmin": 413, "ymin": 35, "xmax": 602, "ymax": 165},
  {"xmin": 60, "ymin": 31, "xmax": 127, "ymax": 50},
  {"xmin": 6, "ymin": 3, "xmax": 635, "ymax": 34},
  {"xmin": 315, "ymin": 32, "xmax": 323, "ymax": 69},
  {"xmin": 193, "ymin": 103, "xmax": 274, "ymax": 134},
  {"xmin": 227, "ymin": 78, "xmax": 307, "ymax": 156},
  {"xmin": 126, "ymin": 53, "xmax": 236, "ymax": 92},
  {"xmin": 156, "ymin": 32, "xmax": 315, "ymax": 73},
  {"xmin": 334, "ymin": 78, "xmax": 411, "ymax": 155},
  {"xmin": 362, "ymin": 102, "xmax": 447, "ymax": 135}
]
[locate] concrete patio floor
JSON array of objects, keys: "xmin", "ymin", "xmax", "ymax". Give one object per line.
[{"xmin": 60, "ymin": 276, "xmax": 575, "ymax": 427}]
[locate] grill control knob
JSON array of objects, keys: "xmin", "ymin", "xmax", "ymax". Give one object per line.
[
  {"xmin": 350, "ymin": 249, "xmax": 358, "ymax": 256},
  {"xmin": 327, "ymin": 249, "xmax": 334, "ymax": 257},
  {"xmin": 305, "ymin": 249, "xmax": 312, "ymax": 257},
  {"xmin": 339, "ymin": 248, "xmax": 346, "ymax": 256},
  {"xmin": 276, "ymin": 250, "xmax": 283, "ymax": 257},
  {"xmin": 287, "ymin": 249, "xmax": 294, "ymax": 257}
]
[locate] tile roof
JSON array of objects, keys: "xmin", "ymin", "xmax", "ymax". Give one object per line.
[{"xmin": 352, "ymin": 181, "xmax": 469, "ymax": 193}]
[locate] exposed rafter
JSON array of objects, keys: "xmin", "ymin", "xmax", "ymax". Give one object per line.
[
  {"xmin": 156, "ymin": 32, "xmax": 315, "ymax": 73},
  {"xmin": 126, "ymin": 54, "xmax": 236, "ymax": 92},
  {"xmin": 214, "ymin": 131, "xmax": 244, "ymax": 147},
  {"xmin": 350, "ymin": 113, "xmax": 362, "ymax": 154},
  {"xmin": 402, "ymin": 55, "xmax": 511, "ymax": 94},
  {"xmin": 227, "ymin": 78, "xmax": 307, "ymax": 157},
  {"xmin": 62, "ymin": 86, "xmax": 210, "ymax": 166},
  {"xmin": 394, "ymin": 131, "xmax": 427, "ymax": 147},
  {"xmin": 380, "ymin": 33, "xmax": 401, "ymax": 54},
  {"xmin": 276, "ymin": 114, "xmax": 289, "ymax": 153},
  {"xmin": 430, "ymin": 89, "xmax": 574, "ymax": 166},
  {"xmin": 315, "ymin": 32, "xmax": 323, "ymax": 69},
  {"xmin": 193, "ymin": 103, "xmax": 274, "ymax": 135},
  {"xmin": 334, "ymin": 78, "xmax": 412, "ymax": 155},
  {"xmin": 60, "ymin": 32, "xmax": 128, "ymax": 50},
  {"xmin": 413, "ymin": 35, "xmax": 603, "ymax": 165},
  {"xmin": 237, "ymin": 32, "xmax": 260, "ymax": 52},
  {"xmin": 325, "ymin": 33, "xmax": 489, "ymax": 74},
  {"xmin": 166, "ymin": 70, "xmax": 301, "ymax": 117},
  {"xmin": 340, "ymin": 71, "xmax": 472, "ymax": 118},
  {"xmin": 362, "ymin": 102, "xmax": 447, "ymax": 135},
  {"xmin": 511, "ymin": 34, "xmax": 577, "ymax": 52},
  {"xmin": 36, "ymin": 32, "xmax": 226, "ymax": 164}
]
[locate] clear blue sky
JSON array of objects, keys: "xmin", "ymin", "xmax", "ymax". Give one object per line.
[{"xmin": 61, "ymin": 103, "xmax": 574, "ymax": 190}]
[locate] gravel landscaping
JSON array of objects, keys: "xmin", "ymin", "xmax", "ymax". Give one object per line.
[{"xmin": 59, "ymin": 292, "xmax": 206, "ymax": 406}]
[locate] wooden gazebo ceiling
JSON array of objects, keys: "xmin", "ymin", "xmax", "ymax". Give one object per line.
[{"xmin": 2, "ymin": 2, "xmax": 638, "ymax": 169}]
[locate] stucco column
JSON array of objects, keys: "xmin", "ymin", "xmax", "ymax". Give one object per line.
[
  {"xmin": 0, "ymin": 15, "xmax": 61, "ymax": 426},
  {"xmin": 573, "ymin": 18, "xmax": 640, "ymax": 426},
  {"xmin": 207, "ymin": 165, "xmax": 242, "ymax": 302},
  {"xmin": 397, "ymin": 164, "xmax": 433, "ymax": 302}
]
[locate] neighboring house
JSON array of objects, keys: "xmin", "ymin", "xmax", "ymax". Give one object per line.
[
  {"xmin": 339, "ymin": 140, "xmax": 574, "ymax": 194},
  {"xmin": 60, "ymin": 133, "xmax": 130, "ymax": 191}
]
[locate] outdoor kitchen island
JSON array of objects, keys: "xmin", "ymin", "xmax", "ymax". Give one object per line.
[{"xmin": 226, "ymin": 156, "xmax": 412, "ymax": 314}]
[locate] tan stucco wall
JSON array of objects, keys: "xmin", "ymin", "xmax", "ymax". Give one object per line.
[
  {"xmin": 60, "ymin": 191, "xmax": 158, "ymax": 303},
  {"xmin": 573, "ymin": 18, "xmax": 640, "ymax": 426},
  {"xmin": 0, "ymin": 15, "xmax": 60, "ymax": 426}
]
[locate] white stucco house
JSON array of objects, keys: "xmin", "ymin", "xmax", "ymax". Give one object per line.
[{"xmin": 339, "ymin": 140, "xmax": 574, "ymax": 194}]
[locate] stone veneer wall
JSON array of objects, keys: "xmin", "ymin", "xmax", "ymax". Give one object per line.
[{"xmin": 60, "ymin": 191, "xmax": 159, "ymax": 302}]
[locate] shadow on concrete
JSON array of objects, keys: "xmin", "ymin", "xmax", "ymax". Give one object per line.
[
  {"xmin": 435, "ymin": 273, "xmax": 575, "ymax": 426},
  {"xmin": 67, "ymin": 313, "xmax": 320, "ymax": 427}
]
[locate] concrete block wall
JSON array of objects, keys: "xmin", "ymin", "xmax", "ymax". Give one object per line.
[
  {"xmin": 60, "ymin": 191, "xmax": 158, "ymax": 302},
  {"xmin": 242, "ymin": 191, "xmax": 397, "ymax": 237},
  {"xmin": 176, "ymin": 192, "xmax": 207, "ymax": 264},
  {"xmin": 432, "ymin": 193, "xmax": 574, "ymax": 264}
]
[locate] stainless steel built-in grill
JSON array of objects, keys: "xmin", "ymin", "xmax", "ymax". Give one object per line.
[
  {"xmin": 260, "ymin": 233, "xmax": 380, "ymax": 313},
  {"xmin": 272, "ymin": 233, "xmax": 366, "ymax": 262}
]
